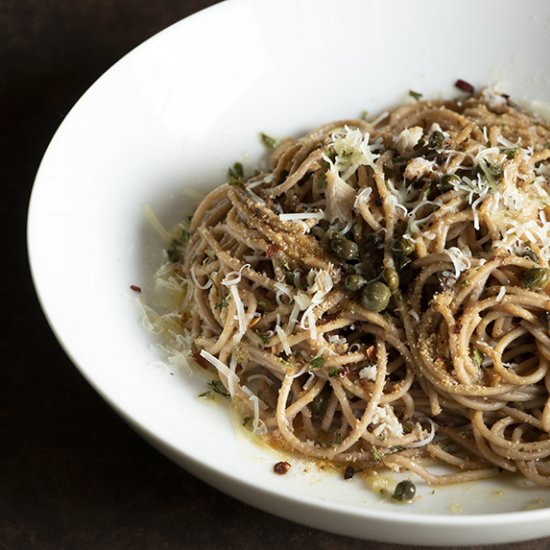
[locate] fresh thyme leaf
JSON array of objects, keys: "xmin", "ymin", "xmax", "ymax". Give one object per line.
[
  {"xmin": 215, "ymin": 296, "xmax": 230, "ymax": 310},
  {"xmin": 228, "ymin": 162, "xmax": 245, "ymax": 186},
  {"xmin": 309, "ymin": 356, "xmax": 325, "ymax": 369},
  {"xmin": 504, "ymin": 147, "xmax": 519, "ymax": 159},
  {"xmin": 409, "ymin": 90, "xmax": 423, "ymax": 101},
  {"xmin": 472, "ymin": 347, "xmax": 485, "ymax": 368},
  {"xmin": 360, "ymin": 110, "xmax": 369, "ymax": 121},
  {"xmin": 256, "ymin": 331, "xmax": 272, "ymax": 345},
  {"xmin": 372, "ymin": 446, "xmax": 383, "ymax": 463},
  {"xmin": 260, "ymin": 132, "xmax": 278, "ymax": 149},
  {"xmin": 333, "ymin": 433, "xmax": 342, "ymax": 448},
  {"xmin": 167, "ymin": 228, "xmax": 190, "ymax": 263},
  {"xmin": 328, "ymin": 367, "xmax": 340, "ymax": 377},
  {"xmin": 208, "ymin": 380, "xmax": 229, "ymax": 396}
]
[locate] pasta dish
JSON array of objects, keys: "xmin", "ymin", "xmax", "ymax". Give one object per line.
[{"xmin": 145, "ymin": 86, "xmax": 550, "ymax": 490}]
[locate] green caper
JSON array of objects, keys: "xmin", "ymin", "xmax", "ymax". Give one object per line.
[
  {"xmin": 330, "ymin": 236, "xmax": 359, "ymax": 261},
  {"xmin": 361, "ymin": 281, "xmax": 391, "ymax": 312},
  {"xmin": 345, "ymin": 274, "xmax": 367, "ymax": 291},
  {"xmin": 428, "ymin": 130, "xmax": 445, "ymax": 150},
  {"xmin": 384, "ymin": 267, "xmax": 400, "ymax": 292},
  {"xmin": 392, "ymin": 480, "xmax": 416, "ymax": 502},
  {"xmin": 523, "ymin": 267, "xmax": 550, "ymax": 290},
  {"xmin": 393, "ymin": 236, "xmax": 415, "ymax": 256}
]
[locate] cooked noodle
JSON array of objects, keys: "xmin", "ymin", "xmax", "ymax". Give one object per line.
[{"xmin": 151, "ymin": 88, "xmax": 550, "ymax": 487}]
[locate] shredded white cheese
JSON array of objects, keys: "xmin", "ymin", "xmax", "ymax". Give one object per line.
[
  {"xmin": 279, "ymin": 211, "xmax": 324, "ymax": 222},
  {"xmin": 200, "ymin": 350, "xmax": 238, "ymax": 398},
  {"xmin": 444, "ymin": 247, "xmax": 472, "ymax": 278},
  {"xmin": 359, "ymin": 365, "xmax": 377, "ymax": 381}
]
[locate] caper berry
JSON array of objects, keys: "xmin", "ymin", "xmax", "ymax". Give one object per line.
[
  {"xmin": 361, "ymin": 281, "xmax": 391, "ymax": 312},
  {"xmin": 393, "ymin": 235, "xmax": 415, "ymax": 256},
  {"xmin": 523, "ymin": 267, "xmax": 550, "ymax": 290},
  {"xmin": 330, "ymin": 236, "xmax": 359, "ymax": 261},
  {"xmin": 392, "ymin": 480, "xmax": 416, "ymax": 502},
  {"xmin": 345, "ymin": 274, "xmax": 367, "ymax": 292},
  {"xmin": 384, "ymin": 267, "xmax": 400, "ymax": 292}
]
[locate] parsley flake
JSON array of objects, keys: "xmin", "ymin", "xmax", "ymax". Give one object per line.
[
  {"xmin": 260, "ymin": 132, "xmax": 278, "ymax": 149},
  {"xmin": 309, "ymin": 356, "xmax": 325, "ymax": 369},
  {"xmin": 208, "ymin": 380, "xmax": 229, "ymax": 396},
  {"xmin": 409, "ymin": 90, "xmax": 423, "ymax": 101},
  {"xmin": 228, "ymin": 162, "xmax": 245, "ymax": 186}
]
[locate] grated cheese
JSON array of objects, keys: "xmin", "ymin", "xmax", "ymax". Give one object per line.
[
  {"xmin": 200, "ymin": 350, "xmax": 238, "ymax": 398},
  {"xmin": 370, "ymin": 405, "xmax": 404, "ymax": 438},
  {"xmin": 279, "ymin": 211, "xmax": 325, "ymax": 222},
  {"xmin": 359, "ymin": 365, "xmax": 377, "ymax": 381},
  {"xmin": 444, "ymin": 247, "xmax": 472, "ymax": 278}
]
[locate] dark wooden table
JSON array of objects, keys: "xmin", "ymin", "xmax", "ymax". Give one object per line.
[{"xmin": 1, "ymin": 1, "xmax": 548, "ymax": 548}]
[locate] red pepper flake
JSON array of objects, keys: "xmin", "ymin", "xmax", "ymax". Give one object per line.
[
  {"xmin": 130, "ymin": 284, "xmax": 142, "ymax": 293},
  {"xmin": 453, "ymin": 323, "xmax": 463, "ymax": 335},
  {"xmin": 273, "ymin": 461, "xmax": 291, "ymax": 475},
  {"xmin": 455, "ymin": 79, "xmax": 475, "ymax": 94},
  {"xmin": 266, "ymin": 244, "xmax": 280, "ymax": 258},
  {"xmin": 344, "ymin": 466, "xmax": 355, "ymax": 480}
]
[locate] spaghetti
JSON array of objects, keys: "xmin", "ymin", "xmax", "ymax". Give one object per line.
[{"xmin": 151, "ymin": 88, "xmax": 550, "ymax": 487}]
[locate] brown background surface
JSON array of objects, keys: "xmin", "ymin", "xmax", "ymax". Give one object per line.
[{"xmin": 1, "ymin": 0, "xmax": 549, "ymax": 548}]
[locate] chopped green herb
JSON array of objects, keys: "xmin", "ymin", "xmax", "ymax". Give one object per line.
[
  {"xmin": 215, "ymin": 296, "xmax": 230, "ymax": 310},
  {"xmin": 309, "ymin": 356, "xmax": 325, "ymax": 369},
  {"xmin": 504, "ymin": 147, "xmax": 519, "ymax": 159},
  {"xmin": 228, "ymin": 162, "xmax": 245, "ymax": 186},
  {"xmin": 372, "ymin": 446, "xmax": 383, "ymax": 463},
  {"xmin": 472, "ymin": 347, "xmax": 485, "ymax": 368},
  {"xmin": 409, "ymin": 90, "xmax": 423, "ymax": 101},
  {"xmin": 328, "ymin": 367, "xmax": 340, "ymax": 377},
  {"xmin": 257, "ymin": 331, "xmax": 272, "ymax": 345},
  {"xmin": 477, "ymin": 160, "xmax": 503, "ymax": 186},
  {"xmin": 512, "ymin": 402, "xmax": 524, "ymax": 411},
  {"xmin": 242, "ymin": 416, "xmax": 252, "ymax": 427},
  {"xmin": 260, "ymin": 132, "xmax": 278, "ymax": 149},
  {"xmin": 360, "ymin": 110, "xmax": 369, "ymax": 121},
  {"xmin": 167, "ymin": 228, "xmax": 190, "ymax": 262},
  {"xmin": 333, "ymin": 433, "xmax": 342, "ymax": 448},
  {"xmin": 208, "ymin": 379, "xmax": 229, "ymax": 396}
]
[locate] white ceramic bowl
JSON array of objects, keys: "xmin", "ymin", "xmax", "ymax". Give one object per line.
[{"xmin": 28, "ymin": 0, "xmax": 550, "ymax": 545}]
